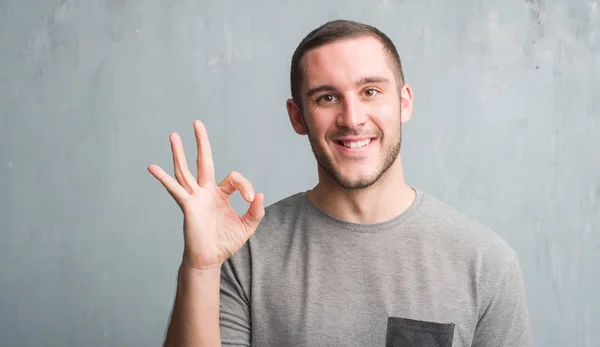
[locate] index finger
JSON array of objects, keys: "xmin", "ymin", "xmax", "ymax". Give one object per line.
[{"xmin": 194, "ymin": 120, "xmax": 216, "ymax": 185}]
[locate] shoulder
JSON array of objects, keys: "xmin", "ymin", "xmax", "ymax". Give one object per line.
[
  {"xmin": 413, "ymin": 190, "xmax": 518, "ymax": 269},
  {"xmin": 256, "ymin": 191, "xmax": 307, "ymax": 232},
  {"xmin": 240, "ymin": 191, "xmax": 309, "ymax": 250},
  {"xmin": 264, "ymin": 191, "xmax": 307, "ymax": 220},
  {"xmin": 412, "ymin": 191, "xmax": 524, "ymax": 303},
  {"xmin": 222, "ymin": 192, "xmax": 306, "ymax": 278}
]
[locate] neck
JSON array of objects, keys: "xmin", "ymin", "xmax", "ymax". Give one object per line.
[{"xmin": 307, "ymin": 157, "xmax": 416, "ymax": 224}]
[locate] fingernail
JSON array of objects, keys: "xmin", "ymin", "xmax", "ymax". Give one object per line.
[{"xmin": 247, "ymin": 192, "xmax": 255, "ymax": 201}]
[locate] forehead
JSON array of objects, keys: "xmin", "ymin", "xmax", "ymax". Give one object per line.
[{"xmin": 300, "ymin": 36, "xmax": 394, "ymax": 89}]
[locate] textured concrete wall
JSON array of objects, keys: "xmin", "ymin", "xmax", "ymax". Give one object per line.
[{"xmin": 1, "ymin": 0, "xmax": 598, "ymax": 346}]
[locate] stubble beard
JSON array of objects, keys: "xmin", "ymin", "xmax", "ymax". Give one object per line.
[{"xmin": 305, "ymin": 116, "xmax": 402, "ymax": 190}]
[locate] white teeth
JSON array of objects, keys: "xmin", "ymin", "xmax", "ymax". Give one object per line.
[{"xmin": 341, "ymin": 139, "xmax": 371, "ymax": 149}]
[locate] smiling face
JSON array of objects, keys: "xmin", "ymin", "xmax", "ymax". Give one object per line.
[{"xmin": 287, "ymin": 35, "xmax": 413, "ymax": 190}]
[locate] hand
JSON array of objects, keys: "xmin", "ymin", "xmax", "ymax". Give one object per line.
[{"xmin": 148, "ymin": 120, "xmax": 265, "ymax": 270}]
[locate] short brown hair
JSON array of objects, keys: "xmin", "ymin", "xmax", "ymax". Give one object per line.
[{"xmin": 289, "ymin": 19, "xmax": 405, "ymax": 108}]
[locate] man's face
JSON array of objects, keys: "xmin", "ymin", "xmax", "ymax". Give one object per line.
[{"xmin": 292, "ymin": 36, "xmax": 411, "ymax": 190}]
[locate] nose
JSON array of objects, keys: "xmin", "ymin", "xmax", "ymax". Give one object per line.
[{"xmin": 336, "ymin": 95, "xmax": 367, "ymax": 129}]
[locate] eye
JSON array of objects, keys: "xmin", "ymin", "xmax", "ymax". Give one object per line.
[
  {"xmin": 364, "ymin": 88, "xmax": 379, "ymax": 97},
  {"xmin": 317, "ymin": 94, "xmax": 338, "ymax": 104}
]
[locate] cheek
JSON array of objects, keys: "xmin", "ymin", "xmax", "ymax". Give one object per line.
[
  {"xmin": 369, "ymin": 99, "xmax": 401, "ymax": 137},
  {"xmin": 373, "ymin": 96, "xmax": 401, "ymax": 118},
  {"xmin": 377, "ymin": 112, "xmax": 401, "ymax": 136},
  {"xmin": 306, "ymin": 110, "xmax": 336, "ymax": 139}
]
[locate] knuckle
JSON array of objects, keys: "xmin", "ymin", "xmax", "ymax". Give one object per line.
[
  {"xmin": 178, "ymin": 195, "xmax": 191, "ymax": 208},
  {"xmin": 229, "ymin": 170, "xmax": 242, "ymax": 182}
]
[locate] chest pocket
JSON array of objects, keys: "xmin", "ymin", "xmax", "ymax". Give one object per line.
[{"xmin": 385, "ymin": 317, "xmax": 455, "ymax": 347}]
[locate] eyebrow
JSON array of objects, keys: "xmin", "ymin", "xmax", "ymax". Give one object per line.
[{"xmin": 305, "ymin": 76, "xmax": 391, "ymax": 98}]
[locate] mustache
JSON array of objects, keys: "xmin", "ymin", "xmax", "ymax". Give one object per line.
[{"xmin": 328, "ymin": 129, "xmax": 381, "ymax": 138}]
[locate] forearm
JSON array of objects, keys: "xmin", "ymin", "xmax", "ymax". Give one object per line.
[{"xmin": 164, "ymin": 265, "xmax": 222, "ymax": 347}]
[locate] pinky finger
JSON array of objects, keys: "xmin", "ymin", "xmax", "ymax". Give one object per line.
[{"xmin": 148, "ymin": 164, "xmax": 190, "ymax": 203}]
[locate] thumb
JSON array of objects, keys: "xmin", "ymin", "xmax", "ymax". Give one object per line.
[{"xmin": 242, "ymin": 193, "xmax": 265, "ymax": 236}]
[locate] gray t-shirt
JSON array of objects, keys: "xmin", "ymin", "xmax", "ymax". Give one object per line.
[{"xmin": 220, "ymin": 189, "xmax": 533, "ymax": 346}]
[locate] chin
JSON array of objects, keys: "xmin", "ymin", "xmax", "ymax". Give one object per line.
[
  {"xmin": 330, "ymin": 171, "xmax": 382, "ymax": 190},
  {"xmin": 339, "ymin": 180, "xmax": 378, "ymax": 190},
  {"xmin": 313, "ymin": 144, "xmax": 398, "ymax": 190}
]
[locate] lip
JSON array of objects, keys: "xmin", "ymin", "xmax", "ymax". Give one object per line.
[{"xmin": 332, "ymin": 137, "xmax": 374, "ymax": 142}]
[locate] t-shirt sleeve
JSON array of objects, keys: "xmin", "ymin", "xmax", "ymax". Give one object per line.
[
  {"xmin": 472, "ymin": 257, "xmax": 534, "ymax": 346},
  {"xmin": 219, "ymin": 251, "xmax": 252, "ymax": 346}
]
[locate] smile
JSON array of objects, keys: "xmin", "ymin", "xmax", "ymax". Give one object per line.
[
  {"xmin": 339, "ymin": 139, "xmax": 372, "ymax": 149},
  {"xmin": 334, "ymin": 138, "xmax": 374, "ymax": 151}
]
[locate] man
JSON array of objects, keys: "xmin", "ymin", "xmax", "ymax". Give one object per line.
[{"xmin": 149, "ymin": 19, "xmax": 533, "ymax": 347}]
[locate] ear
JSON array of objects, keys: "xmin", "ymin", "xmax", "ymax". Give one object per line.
[
  {"xmin": 399, "ymin": 83, "xmax": 413, "ymax": 124},
  {"xmin": 286, "ymin": 98, "xmax": 308, "ymax": 135}
]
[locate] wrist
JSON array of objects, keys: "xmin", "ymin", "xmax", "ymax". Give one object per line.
[{"xmin": 179, "ymin": 261, "xmax": 223, "ymax": 275}]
